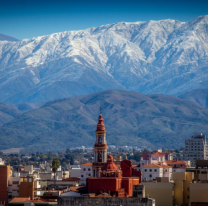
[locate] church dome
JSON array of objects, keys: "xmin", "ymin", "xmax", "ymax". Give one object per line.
[{"xmin": 102, "ymin": 154, "xmax": 118, "ymax": 171}]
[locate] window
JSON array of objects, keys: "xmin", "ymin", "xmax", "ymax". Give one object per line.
[
  {"xmin": 149, "ymin": 174, "xmax": 152, "ymax": 178},
  {"xmin": 12, "ymin": 181, "xmax": 19, "ymax": 184},
  {"xmin": 89, "ymin": 174, "xmax": 91, "ymax": 176},
  {"xmin": 144, "ymin": 169, "xmax": 147, "ymax": 172},
  {"xmin": 154, "ymin": 169, "xmax": 157, "ymax": 172},
  {"xmin": 83, "ymin": 168, "xmax": 86, "ymax": 171},
  {"xmin": 81, "ymin": 175, "xmax": 84, "ymax": 177},
  {"xmin": 149, "ymin": 169, "xmax": 152, "ymax": 172},
  {"xmin": 88, "ymin": 168, "xmax": 91, "ymax": 171}
]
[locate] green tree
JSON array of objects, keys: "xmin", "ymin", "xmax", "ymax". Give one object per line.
[{"xmin": 51, "ymin": 158, "xmax": 60, "ymax": 184}]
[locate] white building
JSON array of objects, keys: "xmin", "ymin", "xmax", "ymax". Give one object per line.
[
  {"xmin": 140, "ymin": 151, "xmax": 172, "ymax": 167},
  {"xmin": 141, "ymin": 164, "xmax": 172, "ymax": 181},
  {"xmin": 80, "ymin": 163, "xmax": 93, "ymax": 185},
  {"xmin": 183, "ymin": 133, "xmax": 207, "ymax": 167},
  {"xmin": 0, "ymin": 158, "xmax": 4, "ymax": 165},
  {"xmin": 8, "ymin": 177, "xmax": 20, "ymax": 202},
  {"xmin": 69, "ymin": 165, "xmax": 81, "ymax": 178}
]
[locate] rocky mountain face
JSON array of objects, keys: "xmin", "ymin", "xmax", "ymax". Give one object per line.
[
  {"xmin": 0, "ymin": 90, "xmax": 208, "ymax": 152},
  {"xmin": 0, "ymin": 15, "xmax": 208, "ymax": 103}
]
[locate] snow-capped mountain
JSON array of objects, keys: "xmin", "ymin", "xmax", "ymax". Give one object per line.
[{"xmin": 0, "ymin": 15, "xmax": 208, "ymax": 103}]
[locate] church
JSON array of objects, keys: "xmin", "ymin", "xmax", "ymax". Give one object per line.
[{"xmin": 86, "ymin": 113, "xmax": 142, "ymax": 197}]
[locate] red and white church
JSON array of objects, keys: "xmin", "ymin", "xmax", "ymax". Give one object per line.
[{"xmin": 82, "ymin": 113, "xmax": 142, "ymax": 197}]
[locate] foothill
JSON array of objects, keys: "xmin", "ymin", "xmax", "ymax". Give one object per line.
[{"xmin": 0, "ymin": 114, "xmax": 207, "ymax": 206}]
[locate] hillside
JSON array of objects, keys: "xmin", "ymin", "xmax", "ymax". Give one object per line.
[
  {"xmin": 0, "ymin": 90, "xmax": 208, "ymax": 152},
  {"xmin": 179, "ymin": 89, "xmax": 208, "ymax": 109},
  {"xmin": 0, "ymin": 16, "xmax": 208, "ymax": 103},
  {"xmin": 0, "ymin": 103, "xmax": 22, "ymax": 126}
]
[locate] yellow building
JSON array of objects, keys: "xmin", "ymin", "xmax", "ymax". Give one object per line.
[
  {"xmin": 19, "ymin": 176, "xmax": 35, "ymax": 200},
  {"xmin": 172, "ymin": 172, "xmax": 193, "ymax": 206},
  {"xmin": 140, "ymin": 181, "xmax": 174, "ymax": 206}
]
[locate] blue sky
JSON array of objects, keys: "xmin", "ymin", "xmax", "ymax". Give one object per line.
[{"xmin": 0, "ymin": 0, "xmax": 208, "ymax": 40}]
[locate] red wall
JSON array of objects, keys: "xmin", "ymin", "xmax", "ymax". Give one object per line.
[
  {"xmin": 88, "ymin": 178, "xmax": 122, "ymax": 194},
  {"xmin": 87, "ymin": 177, "xmax": 140, "ymax": 197},
  {"xmin": 0, "ymin": 166, "xmax": 10, "ymax": 205}
]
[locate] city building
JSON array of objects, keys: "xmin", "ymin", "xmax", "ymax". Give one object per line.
[
  {"xmin": 140, "ymin": 151, "xmax": 172, "ymax": 167},
  {"xmin": 166, "ymin": 159, "xmax": 190, "ymax": 172},
  {"xmin": 0, "ymin": 158, "xmax": 4, "ymax": 165},
  {"xmin": 183, "ymin": 133, "xmax": 207, "ymax": 167},
  {"xmin": 0, "ymin": 165, "xmax": 11, "ymax": 205},
  {"xmin": 141, "ymin": 164, "xmax": 172, "ymax": 181},
  {"xmin": 172, "ymin": 172, "xmax": 193, "ymax": 206},
  {"xmin": 69, "ymin": 166, "xmax": 81, "ymax": 178},
  {"xmin": 19, "ymin": 176, "xmax": 40, "ymax": 200},
  {"xmin": 8, "ymin": 177, "xmax": 20, "ymax": 202},
  {"xmin": 140, "ymin": 181, "xmax": 174, "ymax": 206},
  {"xmin": 80, "ymin": 163, "xmax": 92, "ymax": 185}
]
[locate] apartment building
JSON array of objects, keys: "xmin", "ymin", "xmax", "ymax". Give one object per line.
[{"xmin": 183, "ymin": 133, "xmax": 207, "ymax": 167}]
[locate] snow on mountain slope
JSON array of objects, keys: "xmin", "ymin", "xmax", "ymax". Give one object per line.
[{"xmin": 0, "ymin": 15, "xmax": 208, "ymax": 103}]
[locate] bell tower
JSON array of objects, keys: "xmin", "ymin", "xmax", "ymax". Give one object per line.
[{"xmin": 92, "ymin": 113, "xmax": 108, "ymax": 177}]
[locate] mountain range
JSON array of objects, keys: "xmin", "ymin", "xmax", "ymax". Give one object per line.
[
  {"xmin": 0, "ymin": 15, "xmax": 208, "ymax": 103},
  {"xmin": 0, "ymin": 90, "xmax": 208, "ymax": 152}
]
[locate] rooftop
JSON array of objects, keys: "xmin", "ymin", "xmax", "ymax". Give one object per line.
[
  {"xmin": 81, "ymin": 163, "xmax": 92, "ymax": 166},
  {"xmin": 151, "ymin": 152, "xmax": 166, "ymax": 156},
  {"xmin": 9, "ymin": 197, "xmax": 56, "ymax": 203},
  {"xmin": 142, "ymin": 164, "xmax": 172, "ymax": 168}
]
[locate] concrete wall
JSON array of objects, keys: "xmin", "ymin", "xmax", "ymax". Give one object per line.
[
  {"xmin": 58, "ymin": 196, "xmax": 155, "ymax": 206},
  {"xmin": 140, "ymin": 182, "xmax": 173, "ymax": 206},
  {"xmin": 190, "ymin": 183, "xmax": 208, "ymax": 204},
  {"xmin": 24, "ymin": 165, "xmax": 33, "ymax": 174},
  {"xmin": 39, "ymin": 173, "xmax": 53, "ymax": 180}
]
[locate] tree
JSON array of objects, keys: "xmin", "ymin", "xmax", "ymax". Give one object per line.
[
  {"xmin": 51, "ymin": 158, "xmax": 59, "ymax": 184},
  {"xmin": 65, "ymin": 148, "xmax": 71, "ymax": 154},
  {"xmin": 70, "ymin": 156, "xmax": 74, "ymax": 165}
]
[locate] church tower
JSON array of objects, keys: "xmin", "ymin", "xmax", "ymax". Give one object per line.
[{"xmin": 92, "ymin": 113, "xmax": 108, "ymax": 177}]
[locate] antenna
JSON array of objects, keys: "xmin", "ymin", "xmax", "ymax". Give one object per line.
[{"xmin": 99, "ymin": 106, "xmax": 102, "ymax": 114}]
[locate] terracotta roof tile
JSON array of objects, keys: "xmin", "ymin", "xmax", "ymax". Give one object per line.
[
  {"xmin": 151, "ymin": 152, "xmax": 166, "ymax": 156},
  {"xmin": 81, "ymin": 163, "xmax": 92, "ymax": 166},
  {"xmin": 166, "ymin": 160, "xmax": 187, "ymax": 164}
]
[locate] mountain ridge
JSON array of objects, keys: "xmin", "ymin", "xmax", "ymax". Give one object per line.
[
  {"xmin": 0, "ymin": 89, "xmax": 208, "ymax": 152},
  {"xmin": 0, "ymin": 15, "xmax": 208, "ymax": 103}
]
